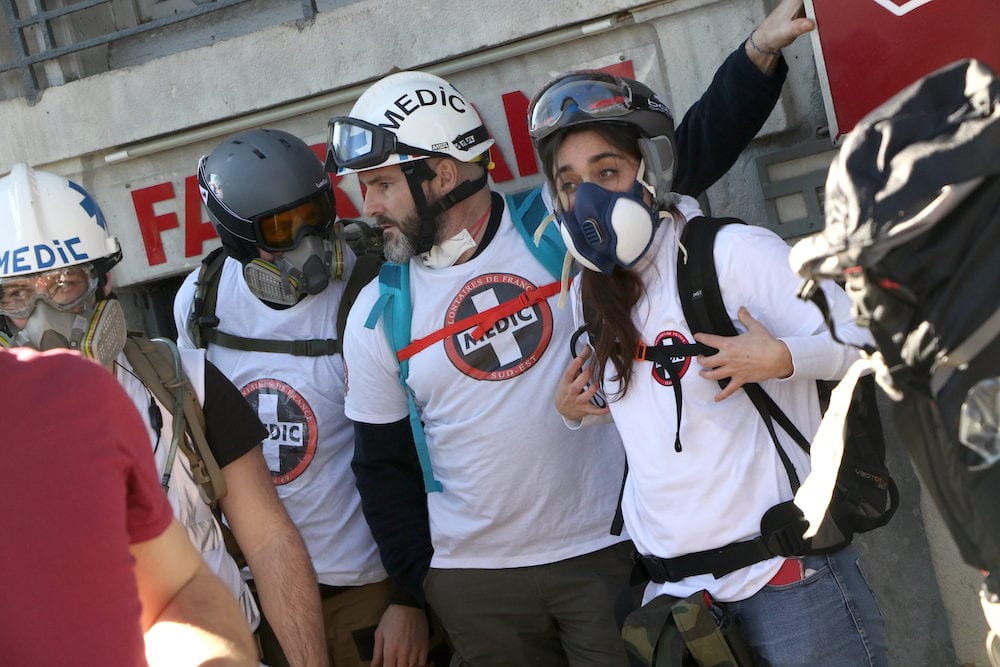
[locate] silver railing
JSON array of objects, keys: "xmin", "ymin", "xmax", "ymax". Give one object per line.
[{"xmin": 0, "ymin": 0, "xmax": 318, "ymax": 103}]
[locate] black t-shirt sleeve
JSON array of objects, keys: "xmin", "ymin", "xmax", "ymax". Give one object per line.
[
  {"xmin": 352, "ymin": 418, "xmax": 433, "ymax": 607},
  {"xmin": 202, "ymin": 360, "xmax": 268, "ymax": 468},
  {"xmin": 673, "ymin": 45, "xmax": 788, "ymax": 198}
]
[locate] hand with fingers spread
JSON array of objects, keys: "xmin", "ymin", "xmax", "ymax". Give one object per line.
[
  {"xmin": 694, "ymin": 306, "xmax": 793, "ymax": 402},
  {"xmin": 746, "ymin": 0, "xmax": 816, "ymax": 74},
  {"xmin": 555, "ymin": 347, "xmax": 610, "ymax": 422}
]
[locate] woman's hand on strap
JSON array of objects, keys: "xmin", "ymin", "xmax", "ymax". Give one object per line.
[
  {"xmin": 694, "ymin": 306, "xmax": 793, "ymax": 402},
  {"xmin": 555, "ymin": 347, "xmax": 610, "ymax": 421}
]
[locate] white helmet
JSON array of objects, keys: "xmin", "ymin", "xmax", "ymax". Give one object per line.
[
  {"xmin": 0, "ymin": 163, "xmax": 121, "ymax": 278},
  {"xmin": 326, "ymin": 70, "xmax": 495, "ymax": 175},
  {"xmin": 0, "ymin": 164, "xmax": 125, "ymax": 365}
]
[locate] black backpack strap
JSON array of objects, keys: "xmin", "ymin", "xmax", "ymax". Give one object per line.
[
  {"xmin": 188, "ymin": 246, "xmax": 362, "ymax": 357},
  {"xmin": 189, "ymin": 246, "xmax": 227, "ymax": 349},
  {"xmin": 206, "ymin": 330, "xmax": 340, "ymax": 356},
  {"xmin": 336, "ymin": 248, "xmax": 385, "ymax": 347},
  {"xmin": 677, "ymin": 216, "xmax": 807, "ymax": 488}
]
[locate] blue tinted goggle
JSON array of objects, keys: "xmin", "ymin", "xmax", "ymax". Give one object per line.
[
  {"xmin": 324, "ymin": 117, "xmax": 431, "ymax": 172},
  {"xmin": 529, "ymin": 77, "xmax": 636, "ymax": 141}
]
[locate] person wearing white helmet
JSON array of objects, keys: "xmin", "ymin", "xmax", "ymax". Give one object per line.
[
  {"xmin": 0, "ymin": 163, "xmax": 327, "ymax": 667},
  {"xmin": 335, "ymin": 5, "xmax": 815, "ymax": 663},
  {"xmin": 174, "ymin": 129, "xmax": 433, "ymax": 667}
]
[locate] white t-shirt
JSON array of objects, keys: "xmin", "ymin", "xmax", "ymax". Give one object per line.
[
  {"xmin": 174, "ymin": 254, "xmax": 386, "ymax": 587},
  {"xmin": 569, "ymin": 212, "xmax": 870, "ymax": 603},
  {"xmin": 344, "ymin": 199, "xmax": 629, "ymax": 569},
  {"xmin": 116, "ymin": 349, "xmax": 260, "ymax": 627}
]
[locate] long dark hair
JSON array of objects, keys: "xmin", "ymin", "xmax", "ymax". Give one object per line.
[{"xmin": 538, "ymin": 123, "xmax": 647, "ymax": 397}]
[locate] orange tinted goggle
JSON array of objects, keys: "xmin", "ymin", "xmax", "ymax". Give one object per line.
[{"xmin": 254, "ymin": 191, "xmax": 336, "ymax": 251}]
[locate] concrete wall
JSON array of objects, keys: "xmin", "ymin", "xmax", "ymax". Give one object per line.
[{"xmin": 0, "ymin": 1, "xmax": 989, "ymax": 662}]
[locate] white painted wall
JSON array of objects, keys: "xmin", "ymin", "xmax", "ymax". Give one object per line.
[{"xmin": 2, "ymin": 0, "xmax": 817, "ymax": 288}]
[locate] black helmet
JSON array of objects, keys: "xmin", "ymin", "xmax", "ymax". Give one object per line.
[
  {"xmin": 528, "ymin": 70, "xmax": 676, "ymax": 206},
  {"xmin": 198, "ymin": 128, "xmax": 336, "ymax": 262},
  {"xmin": 792, "ymin": 58, "xmax": 1000, "ymax": 279}
]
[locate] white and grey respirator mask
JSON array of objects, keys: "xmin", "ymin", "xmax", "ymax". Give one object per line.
[
  {"xmin": 0, "ymin": 264, "xmax": 127, "ymax": 366},
  {"xmin": 242, "ymin": 232, "xmax": 343, "ymax": 306},
  {"xmin": 11, "ymin": 298, "xmax": 127, "ymax": 366}
]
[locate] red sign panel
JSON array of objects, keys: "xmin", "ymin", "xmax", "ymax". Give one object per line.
[{"xmin": 808, "ymin": 0, "xmax": 1000, "ymax": 138}]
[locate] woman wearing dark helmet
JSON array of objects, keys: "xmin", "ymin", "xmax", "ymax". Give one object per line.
[{"xmin": 530, "ymin": 70, "xmax": 889, "ymax": 666}]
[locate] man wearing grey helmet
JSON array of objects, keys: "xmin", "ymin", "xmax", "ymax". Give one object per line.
[{"xmin": 174, "ymin": 128, "xmax": 428, "ymax": 667}]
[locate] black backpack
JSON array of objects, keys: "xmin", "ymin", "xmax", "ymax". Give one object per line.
[
  {"xmin": 626, "ymin": 216, "xmax": 898, "ymax": 585},
  {"xmin": 792, "ymin": 59, "xmax": 1000, "ymax": 572},
  {"xmin": 675, "ymin": 217, "xmax": 899, "ymax": 556}
]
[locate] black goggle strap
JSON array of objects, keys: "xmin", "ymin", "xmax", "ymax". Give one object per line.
[
  {"xmin": 402, "ymin": 160, "xmax": 490, "ymax": 255},
  {"xmin": 400, "ymin": 160, "xmax": 438, "ymax": 254},
  {"xmin": 425, "ymin": 169, "xmax": 490, "ymax": 220},
  {"xmin": 451, "ymin": 125, "xmax": 490, "ymax": 154}
]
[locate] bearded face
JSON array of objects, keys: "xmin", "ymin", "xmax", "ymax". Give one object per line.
[{"xmin": 378, "ymin": 210, "xmax": 421, "ymax": 263}]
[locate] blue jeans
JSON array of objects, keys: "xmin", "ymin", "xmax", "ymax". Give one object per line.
[{"xmin": 725, "ymin": 545, "xmax": 888, "ymax": 666}]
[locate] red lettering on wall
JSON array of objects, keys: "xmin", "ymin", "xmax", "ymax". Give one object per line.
[
  {"xmin": 475, "ymin": 103, "xmax": 513, "ymax": 183},
  {"xmin": 131, "ymin": 182, "xmax": 178, "ymax": 266},
  {"xmin": 184, "ymin": 175, "xmax": 218, "ymax": 257},
  {"xmin": 308, "ymin": 143, "xmax": 361, "ymax": 218},
  {"xmin": 501, "ymin": 90, "xmax": 538, "ymax": 178},
  {"xmin": 598, "ymin": 61, "xmax": 636, "ymax": 78}
]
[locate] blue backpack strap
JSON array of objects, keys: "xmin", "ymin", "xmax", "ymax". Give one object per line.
[
  {"xmin": 365, "ymin": 262, "xmax": 444, "ymax": 493},
  {"xmin": 505, "ymin": 186, "xmax": 567, "ymax": 280}
]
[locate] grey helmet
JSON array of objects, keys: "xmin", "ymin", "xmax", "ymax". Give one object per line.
[
  {"xmin": 197, "ymin": 128, "xmax": 335, "ymax": 262},
  {"xmin": 528, "ymin": 70, "xmax": 677, "ymax": 208}
]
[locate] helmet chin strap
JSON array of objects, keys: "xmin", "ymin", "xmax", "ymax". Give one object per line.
[{"xmin": 401, "ymin": 160, "xmax": 490, "ymax": 254}]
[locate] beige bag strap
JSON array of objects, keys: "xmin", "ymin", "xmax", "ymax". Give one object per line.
[{"xmin": 123, "ymin": 336, "xmax": 227, "ymax": 505}]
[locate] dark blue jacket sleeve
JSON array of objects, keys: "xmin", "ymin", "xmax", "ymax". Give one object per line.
[
  {"xmin": 673, "ymin": 45, "xmax": 788, "ymax": 198},
  {"xmin": 351, "ymin": 418, "xmax": 432, "ymax": 607}
]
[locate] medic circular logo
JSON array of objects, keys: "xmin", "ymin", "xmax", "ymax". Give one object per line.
[
  {"xmin": 442, "ymin": 273, "xmax": 554, "ymax": 381},
  {"xmin": 241, "ymin": 378, "xmax": 318, "ymax": 485},
  {"xmin": 650, "ymin": 330, "xmax": 693, "ymax": 387}
]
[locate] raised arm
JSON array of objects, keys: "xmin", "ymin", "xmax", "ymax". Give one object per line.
[
  {"xmin": 673, "ymin": 0, "xmax": 815, "ymax": 197},
  {"xmin": 745, "ymin": 0, "xmax": 816, "ymax": 76}
]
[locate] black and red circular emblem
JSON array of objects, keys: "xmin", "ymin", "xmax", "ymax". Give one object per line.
[
  {"xmin": 650, "ymin": 330, "xmax": 693, "ymax": 387},
  {"xmin": 442, "ymin": 273, "xmax": 554, "ymax": 381},
  {"xmin": 241, "ymin": 378, "xmax": 318, "ymax": 485}
]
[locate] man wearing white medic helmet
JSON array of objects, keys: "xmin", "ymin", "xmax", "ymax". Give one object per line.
[
  {"xmin": 0, "ymin": 164, "xmax": 327, "ymax": 667},
  {"xmin": 174, "ymin": 129, "xmax": 431, "ymax": 667},
  {"xmin": 336, "ymin": 5, "xmax": 814, "ymax": 663}
]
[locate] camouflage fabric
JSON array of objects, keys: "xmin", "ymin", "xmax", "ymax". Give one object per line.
[{"xmin": 622, "ymin": 591, "xmax": 754, "ymax": 666}]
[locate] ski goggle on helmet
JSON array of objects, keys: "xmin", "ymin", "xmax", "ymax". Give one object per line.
[
  {"xmin": 528, "ymin": 73, "xmax": 671, "ymax": 141},
  {"xmin": 325, "ymin": 71, "xmax": 495, "ymax": 175},
  {"xmin": 197, "ymin": 154, "xmax": 336, "ymax": 254},
  {"xmin": 0, "ymin": 264, "xmax": 98, "ymax": 319},
  {"xmin": 326, "ymin": 117, "xmax": 437, "ymax": 172}
]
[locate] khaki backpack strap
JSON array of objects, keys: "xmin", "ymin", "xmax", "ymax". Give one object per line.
[{"xmin": 123, "ymin": 336, "xmax": 227, "ymax": 505}]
